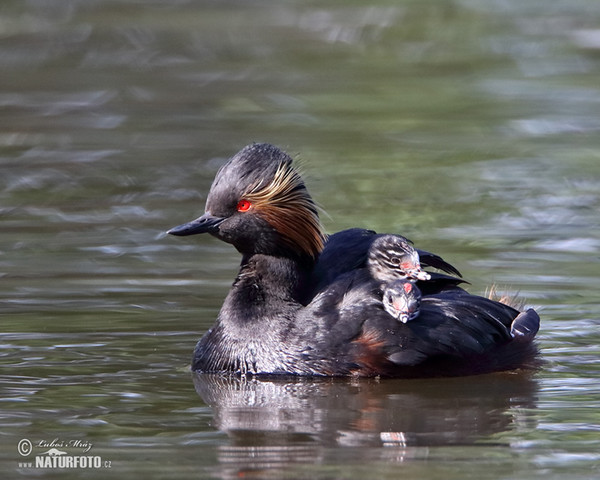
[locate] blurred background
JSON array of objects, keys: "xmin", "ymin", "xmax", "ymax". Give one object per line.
[{"xmin": 1, "ymin": 1, "xmax": 599, "ymax": 479}]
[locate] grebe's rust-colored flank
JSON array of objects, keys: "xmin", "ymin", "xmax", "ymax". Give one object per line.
[{"xmin": 168, "ymin": 143, "xmax": 540, "ymax": 377}]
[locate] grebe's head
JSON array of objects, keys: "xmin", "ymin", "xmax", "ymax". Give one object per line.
[
  {"xmin": 168, "ymin": 143, "xmax": 325, "ymax": 262},
  {"xmin": 368, "ymin": 235, "xmax": 431, "ymax": 283},
  {"xmin": 382, "ymin": 280, "xmax": 422, "ymax": 323}
]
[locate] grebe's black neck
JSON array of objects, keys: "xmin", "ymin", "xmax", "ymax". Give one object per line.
[
  {"xmin": 192, "ymin": 253, "xmax": 311, "ymax": 374},
  {"xmin": 227, "ymin": 253, "xmax": 313, "ymax": 313}
]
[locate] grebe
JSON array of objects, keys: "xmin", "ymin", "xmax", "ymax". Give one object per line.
[{"xmin": 168, "ymin": 143, "xmax": 540, "ymax": 377}]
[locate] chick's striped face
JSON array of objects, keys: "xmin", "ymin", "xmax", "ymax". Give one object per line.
[
  {"xmin": 369, "ymin": 244, "xmax": 418, "ymax": 282},
  {"xmin": 383, "ymin": 248, "xmax": 419, "ymax": 272},
  {"xmin": 382, "ymin": 280, "xmax": 422, "ymax": 323},
  {"xmin": 367, "ymin": 235, "xmax": 431, "ymax": 283}
]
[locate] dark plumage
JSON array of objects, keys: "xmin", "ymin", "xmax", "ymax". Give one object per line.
[
  {"xmin": 310, "ymin": 228, "xmax": 465, "ymax": 297},
  {"xmin": 168, "ymin": 143, "xmax": 540, "ymax": 377}
]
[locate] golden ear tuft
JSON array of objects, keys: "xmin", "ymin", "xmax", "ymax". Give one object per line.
[{"xmin": 244, "ymin": 163, "xmax": 326, "ymax": 259}]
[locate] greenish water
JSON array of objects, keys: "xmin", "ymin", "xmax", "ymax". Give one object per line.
[{"xmin": 2, "ymin": 1, "xmax": 600, "ymax": 478}]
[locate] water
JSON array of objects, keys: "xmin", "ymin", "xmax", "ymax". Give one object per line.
[{"xmin": 2, "ymin": 0, "xmax": 600, "ymax": 478}]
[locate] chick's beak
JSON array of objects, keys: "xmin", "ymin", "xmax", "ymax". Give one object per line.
[
  {"xmin": 410, "ymin": 269, "xmax": 431, "ymax": 281},
  {"xmin": 167, "ymin": 212, "xmax": 225, "ymax": 236}
]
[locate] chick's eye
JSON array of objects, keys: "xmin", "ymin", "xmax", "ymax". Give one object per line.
[{"xmin": 237, "ymin": 200, "xmax": 252, "ymax": 212}]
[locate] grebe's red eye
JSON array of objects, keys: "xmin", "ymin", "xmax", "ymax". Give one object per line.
[{"xmin": 237, "ymin": 200, "xmax": 252, "ymax": 212}]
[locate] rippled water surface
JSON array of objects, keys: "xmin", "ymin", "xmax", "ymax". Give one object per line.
[{"xmin": 2, "ymin": 1, "xmax": 600, "ymax": 478}]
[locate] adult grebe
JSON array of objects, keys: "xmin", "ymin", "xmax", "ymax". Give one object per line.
[{"xmin": 168, "ymin": 143, "xmax": 540, "ymax": 377}]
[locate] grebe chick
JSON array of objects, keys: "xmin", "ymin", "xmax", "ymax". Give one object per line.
[
  {"xmin": 310, "ymin": 228, "xmax": 463, "ymax": 298},
  {"xmin": 367, "ymin": 234, "xmax": 431, "ymax": 283},
  {"xmin": 382, "ymin": 280, "xmax": 422, "ymax": 323}
]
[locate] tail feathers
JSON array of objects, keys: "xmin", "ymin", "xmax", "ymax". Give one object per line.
[{"xmin": 510, "ymin": 308, "xmax": 540, "ymax": 342}]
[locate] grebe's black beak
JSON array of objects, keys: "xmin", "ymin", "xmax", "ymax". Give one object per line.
[{"xmin": 167, "ymin": 213, "xmax": 225, "ymax": 236}]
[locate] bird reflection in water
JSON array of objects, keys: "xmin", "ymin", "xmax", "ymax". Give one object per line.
[{"xmin": 193, "ymin": 372, "xmax": 538, "ymax": 472}]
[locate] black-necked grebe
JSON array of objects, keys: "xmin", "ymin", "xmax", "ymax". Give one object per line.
[{"xmin": 168, "ymin": 143, "xmax": 540, "ymax": 377}]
